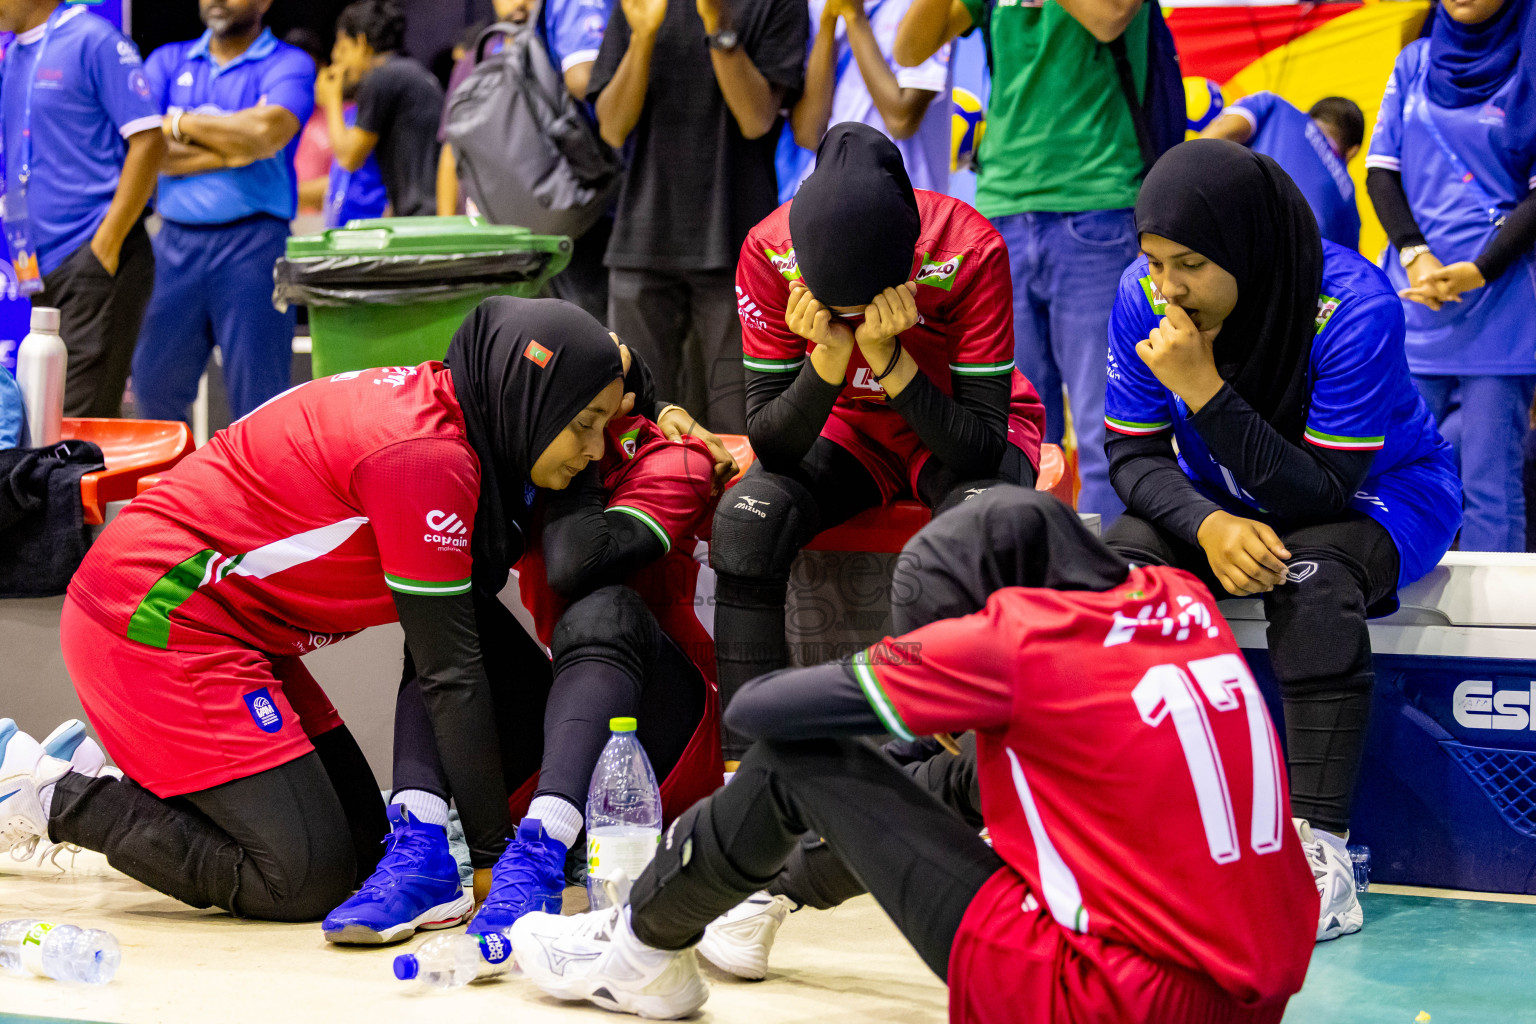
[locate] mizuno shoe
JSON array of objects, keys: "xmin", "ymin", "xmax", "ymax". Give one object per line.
[
  {"xmin": 510, "ymin": 870, "xmax": 709, "ymax": 1020},
  {"xmin": 322, "ymin": 804, "xmax": 472, "ymax": 945},
  {"xmin": 1295, "ymin": 818, "xmax": 1363, "ymax": 942},
  {"xmin": 696, "ymin": 891, "xmax": 794, "ymax": 980}
]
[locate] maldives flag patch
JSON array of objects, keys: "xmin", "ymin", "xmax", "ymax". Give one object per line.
[{"xmin": 525, "ymin": 341, "xmax": 553, "ymax": 368}]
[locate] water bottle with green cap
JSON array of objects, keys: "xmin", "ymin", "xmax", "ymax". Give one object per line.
[{"xmin": 585, "ymin": 716, "xmax": 662, "ymax": 910}]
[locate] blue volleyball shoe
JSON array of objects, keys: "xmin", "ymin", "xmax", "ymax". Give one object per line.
[
  {"xmin": 466, "ymin": 817, "xmax": 567, "ymax": 937},
  {"xmin": 322, "ymin": 805, "xmax": 472, "ymax": 945}
]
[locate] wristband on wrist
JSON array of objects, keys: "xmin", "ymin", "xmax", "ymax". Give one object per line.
[
  {"xmin": 170, "ymin": 109, "xmax": 187, "ymax": 144},
  {"xmin": 873, "ymin": 338, "xmax": 903, "ymax": 382}
]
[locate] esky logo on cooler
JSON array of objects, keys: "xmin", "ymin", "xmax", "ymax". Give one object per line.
[
  {"xmin": 916, "ymin": 252, "xmax": 962, "ymax": 291},
  {"xmin": 424, "ymin": 510, "xmax": 470, "ymax": 548},
  {"xmin": 1454, "ymin": 680, "xmax": 1536, "ymax": 731}
]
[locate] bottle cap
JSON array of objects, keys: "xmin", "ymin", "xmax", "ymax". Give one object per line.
[
  {"xmin": 393, "ymin": 954, "xmax": 419, "ymax": 981},
  {"xmin": 610, "ymin": 716, "xmax": 637, "ymax": 732},
  {"xmin": 30, "ymin": 307, "xmax": 60, "ymax": 333}
]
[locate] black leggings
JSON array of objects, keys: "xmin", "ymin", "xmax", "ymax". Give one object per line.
[
  {"xmin": 1104, "ymin": 511, "xmax": 1400, "ymax": 833},
  {"xmin": 711, "ymin": 437, "xmax": 1034, "ymax": 757},
  {"xmin": 48, "ymin": 725, "xmax": 386, "ymax": 922},
  {"xmin": 536, "ymin": 584, "xmax": 706, "ymax": 807},
  {"xmin": 391, "ymin": 592, "xmax": 553, "ymax": 865},
  {"xmin": 630, "ymin": 736, "xmax": 1003, "ymax": 981}
]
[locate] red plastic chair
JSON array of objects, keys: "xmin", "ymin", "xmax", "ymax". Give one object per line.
[
  {"xmin": 716, "ymin": 436, "xmax": 1073, "ymax": 554},
  {"xmin": 61, "ymin": 418, "xmax": 195, "ymax": 525}
]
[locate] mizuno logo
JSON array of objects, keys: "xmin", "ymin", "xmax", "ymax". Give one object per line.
[
  {"xmin": 539, "ymin": 935, "xmax": 604, "ymax": 976},
  {"xmin": 426, "ymin": 511, "xmax": 468, "ymax": 535},
  {"xmin": 733, "ymin": 496, "xmax": 771, "ymax": 518}
]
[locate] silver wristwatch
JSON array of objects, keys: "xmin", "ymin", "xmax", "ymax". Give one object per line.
[{"xmin": 1398, "ymin": 244, "xmax": 1432, "ymax": 268}]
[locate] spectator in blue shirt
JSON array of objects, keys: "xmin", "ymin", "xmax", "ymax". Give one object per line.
[
  {"xmin": 131, "ymin": 0, "xmax": 314, "ymax": 423},
  {"xmin": 1202, "ymin": 93, "xmax": 1364, "ymax": 251},
  {"xmin": 0, "ymin": 0, "xmax": 166, "ymax": 418},
  {"xmin": 436, "ymin": 0, "xmax": 614, "ymax": 321},
  {"xmin": 1366, "ymin": 0, "xmax": 1536, "ymax": 552}
]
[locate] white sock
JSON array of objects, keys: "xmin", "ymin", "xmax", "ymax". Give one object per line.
[
  {"xmin": 527, "ymin": 795, "xmax": 583, "ymax": 849},
  {"xmin": 392, "ymin": 789, "xmax": 449, "ymax": 828},
  {"xmin": 38, "ymin": 781, "xmax": 58, "ymax": 821},
  {"xmin": 1317, "ymin": 828, "xmax": 1350, "ymax": 858}
]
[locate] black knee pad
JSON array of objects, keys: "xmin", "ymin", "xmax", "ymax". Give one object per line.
[
  {"xmin": 550, "ymin": 584, "xmax": 660, "ymax": 681},
  {"xmin": 232, "ymin": 833, "xmax": 357, "ymax": 922},
  {"xmin": 710, "ymin": 471, "xmax": 821, "ymax": 581},
  {"xmin": 1262, "ymin": 558, "xmax": 1373, "ymax": 694}
]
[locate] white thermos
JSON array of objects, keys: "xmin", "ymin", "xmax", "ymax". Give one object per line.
[{"xmin": 15, "ymin": 306, "xmax": 66, "ymax": 448}]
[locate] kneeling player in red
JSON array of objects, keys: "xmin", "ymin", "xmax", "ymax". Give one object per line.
[
  {"xmin": 0, "ymin": 299, "xmax": 657, "ymax": 923},
  {"xmin": 380, "ymin": 409, "xmax": 730, "ymax": 940},
  {"xmin": 508, "ymin": 488, "xmax": 1317, "ymax": 1021},
  {"xmin": 714, "ymin": 122, "xmax": 1047, "ymax": 764}
]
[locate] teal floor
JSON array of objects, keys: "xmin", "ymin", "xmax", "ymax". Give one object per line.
[
  {"xmin": 1282, "ymin": 892, "xmax": 1536, "ymax": 1023},
  {"xmin": 3, "ymin": 893, "xmax": 1534, "ymax": 1024}
]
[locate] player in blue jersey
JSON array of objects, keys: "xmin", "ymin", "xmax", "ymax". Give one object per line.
[
  {"xmin": 1202, "ymin": 93, "xmax": 1364, "ymax": 250},
  {"xmin": 1101, "ymin": 139, "xmax": 1460, "ymax": 942},
  {"xmin": 1364, "ymin": 0, "xmax": 1536, "ymax": 552}
]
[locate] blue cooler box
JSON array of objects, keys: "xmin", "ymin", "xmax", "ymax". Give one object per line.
[{"xmin": 1224, "ymin": 553, "xmax": 1536, "ymax": 894}]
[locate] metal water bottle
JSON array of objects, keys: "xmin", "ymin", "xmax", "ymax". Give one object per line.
[{"xmin": 15, "ymin": 306, "xmax": 65, "ymax": 447}]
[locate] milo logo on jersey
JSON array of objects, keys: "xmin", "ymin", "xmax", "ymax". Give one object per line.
[
  {"xmin": 1315, "ymin": 294, "xmax": 1341, "ymax": 334},
  {"xmin": 916, "ymin": 252, "xmax": 962, "ymax": 291},
  {"xmin": 763, "ymin": 245, "xmax": 801, "ymax": 283},
  {"xmin": 1139, "ymin": 276, "xmax": 1168, "ymax": 315}
]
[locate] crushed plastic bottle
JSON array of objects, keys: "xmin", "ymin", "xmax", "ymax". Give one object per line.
[
  {"xmin": 0, "ymin": 920, "xmax": 120, "ymax": 983},
  {"xmin": 586, "ymin": 717, "xmax": 662, "ymax": 911},
  {"xmin": 393, "ymin": 930, "xmax": 515, "ymax": 989}
]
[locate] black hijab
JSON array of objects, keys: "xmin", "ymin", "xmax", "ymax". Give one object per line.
[
  {"xmin": 790, "ymin": 122, "xmax": 922, "ymax": 307},
  {"xmin": 891, "ymin": 487, "xmax": 1128, "ymax": 635},
  {"xmin": 444, "ymin": 296, "xmax": 623, "ymax": 592},
  {"xmin": 1134, "ymin": 139, "xmax": 1324, "ymax": 443}
]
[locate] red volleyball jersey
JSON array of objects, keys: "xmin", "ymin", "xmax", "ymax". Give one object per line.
[
  {"xmin": 70, "ymin": 364, "xmax": 479, "ymax": 654},
  {"xmin": 853, "ymin": 566, "xmax": 1316, "ymax": 1010}
]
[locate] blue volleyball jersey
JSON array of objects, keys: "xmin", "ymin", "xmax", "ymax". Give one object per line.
[
  {"xmin": 0, "ymin": 6, "xmax": 162, "ymax": 275},
  {"xmin": 144, "ymin": 28, "xmax": 315, "ymax": 225},
  {"xmin": 1228, "ymin": 91, "xmax": 1360, "ymax": 250},
  {"xmin": 1105, "ymin": 243, "xmax": 1460, "ymax": 586},
  {"xmin": 1365, "ymin": 39, "xmax": 1536, "ymax": 374}
]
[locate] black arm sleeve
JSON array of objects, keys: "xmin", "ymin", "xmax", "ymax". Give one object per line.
[
  {"xmin": 723, "ymin": 661, "xmax": 883, "ymax": 741},
  {"xmin": 744, "ymin": 364, "xmax": 844, "ymax": 472},
  {"xmin": 542, "ymin": 467, "xmax": 666, "ymax": 600},
  {"xmin": 1366, "ymin": 167, "xmax": 1428, "ymax": 251},
  {"xmin": 885, "ymin": 372, "xmax": 1008, "ymax": 481},
  {"xmin": 624, "ymin": 349, "xmax": 666, "ymax": 422},
  {"xmin": 1106, "ymin": 432, "xmax": 1224, "ymax": 545},
  {"xmin": 1189, "ymin": 384, "xmax": 1376, "ymax": 521},
  {"xmin": 392, "ymin": 590, "xmax": 513, "ymax": 866},
  {"xmin": 1475, "ymin": 191, "xmax": 1536, "ymax": 283}
]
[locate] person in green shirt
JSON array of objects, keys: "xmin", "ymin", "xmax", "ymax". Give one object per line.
[{"xmin": 897, "ymin": 0, "xmax": 1148, "ymax": 522}]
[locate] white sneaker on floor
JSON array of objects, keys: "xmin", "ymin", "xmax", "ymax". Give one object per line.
[
  {"xmin": 510, "ymin": 871, "xmax": 709, "ymax": 1020},
  {"xmin": 1295, "ymin": 818, "xmax": 1362, "ymax": 942},
  {"xmin": 696, "ymin": 891, "xmax": 793, "ymax": 980},
  {"xmin": 2, "ymin": 720, "xmax": 68, "ymax": 861},
  {"xmin": 42, "ymin": 720, "xmax": 106, "ymax": 777}
]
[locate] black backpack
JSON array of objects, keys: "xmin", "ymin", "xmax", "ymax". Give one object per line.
[{"xmin": 443, "ymin": 21, "xmax": 620, "ymax": 238}]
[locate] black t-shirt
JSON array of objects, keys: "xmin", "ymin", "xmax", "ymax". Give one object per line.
[
  {"xmin": 355, "ymin": 55, "xmax": 445, "ymax": 217},
  {"xmin": 588, "ymin": 0, "xmax": 808, "ymax": 272}
]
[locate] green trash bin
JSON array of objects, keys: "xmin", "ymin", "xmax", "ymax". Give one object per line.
[{"xmin": 274, "ymin": 216, "xmax": 571, "ymax": 377}]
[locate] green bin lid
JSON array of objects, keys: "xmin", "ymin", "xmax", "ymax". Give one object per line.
[{"xmin": 286, "ymin": 215, "xmax": 569, "ymax": 258}]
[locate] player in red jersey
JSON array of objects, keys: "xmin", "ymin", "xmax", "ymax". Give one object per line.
[
  {"xmin": 0, "ymin": 299, "xmax": 724, "ymax": 928},
  {"xmin": 712, "ymin": 123, "xmax": 1047, "ymax": 762},
  {"xmin": 508, "ymin": 487, "xmax": 1317, "ymax": 1021},
  {"xmin": 386, "ymin": 411, "xmax": 728, "ymax": 939}
]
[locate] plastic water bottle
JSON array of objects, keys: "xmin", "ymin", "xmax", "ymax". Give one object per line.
[
  {"xmin": 393, "ymin": 931, "xmax": 515, "ymax": 989},
  {"xmin": 15, "ymin": 307, "xmax": 65, "ymax": 448},
  {"xmin": 0, "ymin": 920, "xmax": 120, "ymax": 983},
  {"xmin": 1347, "ymin": 845, "xmax": 1371, "ymax": 893},
  {"xmin": 586, "ymin": 716, "xmax": 662, "ymax": 911}
]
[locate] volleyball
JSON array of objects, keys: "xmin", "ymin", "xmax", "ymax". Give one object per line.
[
  {"xmin": 952, "ymin": 87, "xmax": 986, "ymax": 173},
  {"xmin": 1184, "ymin": 76, "xmax": 1226, "ymax": 135}
]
